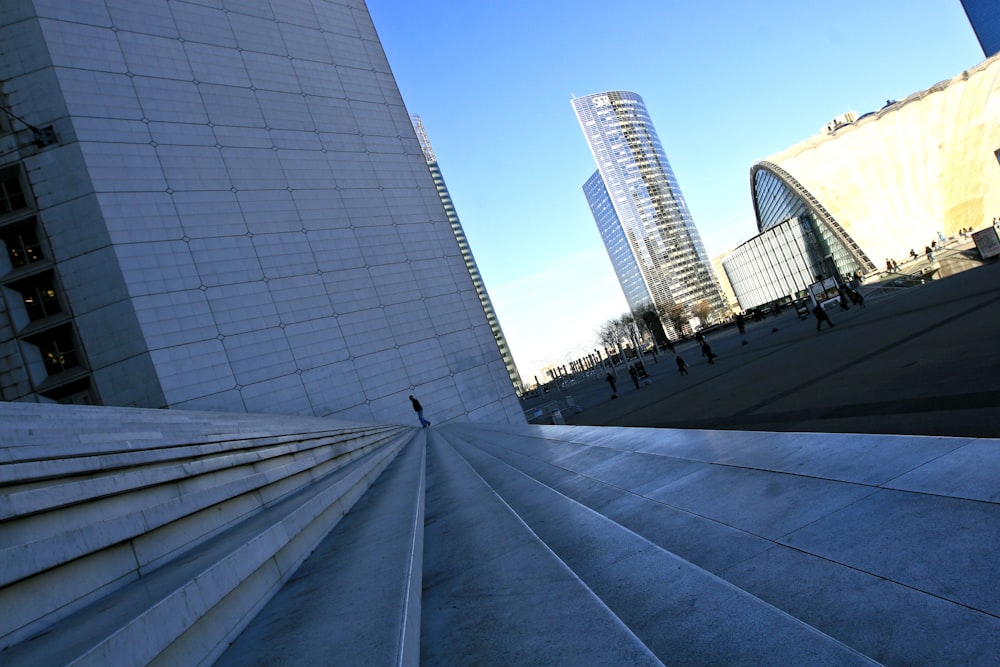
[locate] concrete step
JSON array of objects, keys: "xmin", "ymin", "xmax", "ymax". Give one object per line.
[
  {"xmin": 420, "ymin": 428, "xmax": 664, "ymax": 666},
  {"xmin": 447, "ymin": 422, "xmax": 1000, "ymax": 665},
  {"xmin": 216, "ymin": 431, "xmax": 428, "ymax": 666},
  {"xmin": 0, "ymin": 403, "xmax": 415, "ymax": 665},
  {"xmin": 432, "ymin": 427, "xmax": 874, "ymax": 665}
]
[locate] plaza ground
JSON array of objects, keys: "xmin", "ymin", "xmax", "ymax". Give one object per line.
[{"xmin": 524, "ymin": 243, "xmax": 1000, "ymax": 438}]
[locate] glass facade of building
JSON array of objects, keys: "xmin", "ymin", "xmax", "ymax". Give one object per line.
[
  {"xmin": 572, "ymin": 91, "xmax": 726, "ymax": 327},
  {"xmin": 725, "ymin": 163, "xmax": 871, "ymax": 311},
  {"xmin": 962, "ymin": 0, "xmax": 1000, "ymax": 57},
  {"xmin": 582, "ymin": 171, "xmax": 653, "ymax": 313},
  {"xmin": 723, "ymin": 217, "xmax": 825, "ymax": 309}
]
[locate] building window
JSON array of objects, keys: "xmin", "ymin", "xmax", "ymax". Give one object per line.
[
  {"xmin": 1, "ymin": 218, "xmax": 44, "ymax": 269},
  {"xmin": 10, "ymin": 271, "xmax": 61, "ymax": 321},
  {"xmin": 0, "ymin": 165, "xmax": 28, "ymax": 215},
  {"xmin": 25, "ymin": 323, "xmax": 81, "ymax": 375}
]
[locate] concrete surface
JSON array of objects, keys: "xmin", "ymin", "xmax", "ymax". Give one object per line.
[{"xmin": 532, "ymin": 256, "xmax": 1000, "ymax": 438}]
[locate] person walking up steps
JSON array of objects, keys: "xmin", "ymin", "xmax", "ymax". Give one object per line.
[{"xmin": 409, "ymin": 395, "xmax": 431, "ymax": 428}]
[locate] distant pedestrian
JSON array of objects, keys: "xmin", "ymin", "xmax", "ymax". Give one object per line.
[
  {"xmin": 409, "ymin": 395, "xmax": 431, "ymax": 428},
  {"xmin": 629, "ymin": 366, "xmax": 640, "ymax": 389},
  {"xmin": 813, "ymin": 304, "xmax": 835, "ymax": 331},
  {"xmin": 849, "ymin": 288, "xmax": 865, "ymax": 308},
  {"xmin": 605, "ymin": 372, "xmax": 618, "ymax": 398},
  {"xmin": 736, "ymin": 312, "xmax": 746, "ymax": 335},
  {"xmin": 675, "ymin": 355, "xmax": 689, "ymax": 375},
  {"xmin": 925, "ymin": 245, "xmax": 935, "ymax": 262},
  {"xmin": 701, "ymin": 341, "xmax": 716, "ymax": 364}
]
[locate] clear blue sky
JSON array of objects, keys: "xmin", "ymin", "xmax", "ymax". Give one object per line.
[{"xmin": 367, "ymin": 0, "xmax": 985, "ymax": 385}]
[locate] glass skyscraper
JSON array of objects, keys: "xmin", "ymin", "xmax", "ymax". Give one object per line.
[
  {"xmin": 961, "ymin": 0, "xmax": 1000, "ymax": 57},
  {"xmin": 572, "ymin": 91, "xmax": 725, "ymax": 335}
]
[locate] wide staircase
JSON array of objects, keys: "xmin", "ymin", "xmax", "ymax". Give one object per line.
[{"xmin": 2, "ymin": 403, "xmax": 999, "ymax": 665}]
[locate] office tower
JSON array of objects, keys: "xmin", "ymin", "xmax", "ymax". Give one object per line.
[
  {"xmin": 961, "ymin": 0, "xmax": 1000, "ymax": 57},
  {"xmin": 411, "ymin": 115, "xmax": 524, "ymax": 396},
  {"xmin": 572, "ymin": 91, "xmax": 726, "ymax": 335},
  {"xmin": 0, "ymin": 0, "xmax": 523, "ymax": 425}
]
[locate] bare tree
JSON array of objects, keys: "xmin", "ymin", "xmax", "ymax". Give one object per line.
[
  {"xmin": 596, "ymin": 321, "xmax": 618, "ymax": 355},
  {"xmin": 691, "ymin": 299, "xmax": 713, "ymax": 325}
]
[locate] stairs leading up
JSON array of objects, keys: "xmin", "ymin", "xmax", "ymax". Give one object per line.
[
  {"xmin": 0, "ymin": 403, "xmax": 414, "ymax": 666},
  {"xmin": 3, "ymin": 403, "xmax": 999, "ymax": 665}
]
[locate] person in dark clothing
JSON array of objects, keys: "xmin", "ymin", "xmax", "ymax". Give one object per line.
[
  {"xmin": 675, "ymin": 355, "xmax": 689, "ymax": 375},
  {"xmin": 813, "ymin": 304, "xmax": 835, "ymax": 331},
  {"xmin": 409, "ymin": 395, "xmax": 431, "ymax": 428},
  {"xmin": 605, "ymin": 372, "xmax": 618, "ymax": 397},
  {"xmin": 629, "ymin": 366, "xmax": 640, "ymax": 389},
  {"xmin": 701, "ymin": 341, "xmax": 716, "ymax": 364},
  {"xmin": 736, "ymin": 312, "xmax": 746, "ymax": 335}
]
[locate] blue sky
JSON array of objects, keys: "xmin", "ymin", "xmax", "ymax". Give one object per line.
[{"xmin": 367, "ymin": 0, "xmax": 985, "ymax": 384}]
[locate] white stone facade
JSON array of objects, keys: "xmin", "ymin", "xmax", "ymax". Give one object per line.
[
  {"xmin": 0, "ymin": 0, "xmax": 523, "ymax": 425},
  {"xmin": 763, "ymin": 54, "xmax": 1000, "ymax": 263}
]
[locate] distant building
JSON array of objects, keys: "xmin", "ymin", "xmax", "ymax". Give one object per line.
[
  {"xmin": 962, "ymin": 0, "xmax": 1000, "ymax": 57},
  {"xmin": 724, "ymin": 54, "xmax": 1000, "ymax": 311},
  {"xmin": 0, "ymin": 0, "xmax": 522, "ymax": 425},
  {"xmin": 572, "ymin": 91, "xmax": 726, "ymax": 337},
  {"xmin": 410, "ymin": 115, "xmax": 525, "ymax": 396}
]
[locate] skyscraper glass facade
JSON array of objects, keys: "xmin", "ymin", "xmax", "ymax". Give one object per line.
[
  {"xmin": 572, "ymin": 91, "xmax": 726, "ymax": 332},
  {"xmin": 582, "ymin": 171, "xmax": 652, "ymax": 313},
  {"xmin": 962, "ymin": 0, "xmax": 1000, "ymax": 57}
]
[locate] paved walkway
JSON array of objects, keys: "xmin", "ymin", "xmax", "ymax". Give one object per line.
[{"xmin": 534, "ymin": 254, "xmax": 1000, "ymax": 438}]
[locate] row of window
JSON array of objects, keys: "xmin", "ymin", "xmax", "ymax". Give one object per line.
[{"xmin": 0, "ymin": 163, "xmax": 92, "ymax": 402}]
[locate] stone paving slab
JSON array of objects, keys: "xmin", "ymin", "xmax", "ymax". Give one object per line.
[{"xmin": 443, "ymin": 421, "xmax": 1000, "ymax": 664}]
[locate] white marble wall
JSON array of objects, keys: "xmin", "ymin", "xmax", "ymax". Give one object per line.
[{"xmin": 1, "ymin": 0, "xmax": 522, "ymax": 424}]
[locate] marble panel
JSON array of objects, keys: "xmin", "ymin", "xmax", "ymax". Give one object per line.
[
  {"xmin": 188, "ymin": 235, "xmax": 263, "ymax": 286},
  {"xmin": 285, "ymin": 317, "xmax": 348, "ymax": 369},
  {"xmin": 118, "ymin": 31, "xmax": 192, "ymax": 79},
  {"xmin": 252, "ymin": 232, "xmax": 317, "ymax": 279},
  {"xmin": 174, "ymin": 190, "xmax": 247, "ymax": 238},
  {"xmin": 229, "ymin": 13, "xmax": 285, "ymax": 56},
  {"xmin": 204, "ymin": 281, "xmax": 279, "ymax": 335},
  {"xmin": 170, "ymin": 2, "xmax": 235, "ymax": 48},
  {"xmin": 224, "ymin": 327, "xmax": 297, "ymax": 386},
  {"xmin": 106, "ymin": 0, "xmax": 178, "ymax": 38}
]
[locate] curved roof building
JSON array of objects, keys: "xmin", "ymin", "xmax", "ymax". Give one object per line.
[{"xmin": 724, "ymin": 53, "xmax": 1000, "ymax": 310}]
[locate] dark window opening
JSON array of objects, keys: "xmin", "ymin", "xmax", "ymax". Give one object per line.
[
  {"xmin": 10, "ymin": 271, "xmax": 61, "ymax": 321},
  {"xmin": 0, "ymin": 218, "xmax": 44, "ymax": 268},
  {"xmin": 0, "ymin": 165, "xmax": 28, "ymax": 215},
  {"xmin": 26, "ymin": 323, "xmax": 80, "ymax": 375}
]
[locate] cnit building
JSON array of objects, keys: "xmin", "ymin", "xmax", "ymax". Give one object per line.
[
  {"xmin": 572, "ymin": 91, "xmax": 726, "ymax": 336},
  {"xmin": 0, "ymin": 0, "xmax": 522, "ymax": 425},
  {"xmin": 723, "ymin": 52, "xmax": 1000, "ymax": 311}
]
